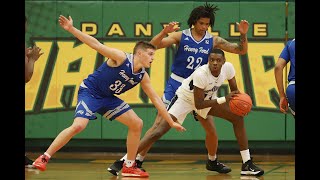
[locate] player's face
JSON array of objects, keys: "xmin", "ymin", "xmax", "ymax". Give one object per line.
[
  {"xmin": 139, "ymin": 48, "xmax": 155, "ymax": 68},
  {"xmin": 194, "ymin": 18, "xmax": 210, "ymax": 34},
  {"xmin": 208, "ymin": 53, "xmax": 225, "ymax": 75}
]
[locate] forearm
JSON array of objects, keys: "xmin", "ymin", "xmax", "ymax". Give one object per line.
[
  {"xmin": 25, "ymin": 59, "xmax": 35, "ymax": 83},
  {"xmin": 150, "ymin": 30, "xmax": 167, "ymax": 48},
  {"xmin": 195, "ymin": 98, "xmax": 224, "ymax": 109},
  {"xmin": 238, "ymin": 33, "xmax": 248, "ymax": 55},
  {"xmin": 68, "ymin": 27, "xmax": 101, "ymax": 50},
  {"xmin": 274, "ymin": 67, "xmax": 286, "ymax": 97}
]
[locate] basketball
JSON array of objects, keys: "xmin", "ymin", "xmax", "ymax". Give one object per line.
[{"xmin": 229, "ymin": 93, "xmax": 252, "ymax": 117}]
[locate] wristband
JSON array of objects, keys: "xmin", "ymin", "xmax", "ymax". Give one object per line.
[{"xmin": 216, "ymin": 97, "xmax": 226, "ymax": 104}]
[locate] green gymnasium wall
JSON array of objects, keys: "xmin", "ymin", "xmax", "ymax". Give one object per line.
[{"xmin": 25, "ymin": 1, "xmax": 295, "ymax": 150}]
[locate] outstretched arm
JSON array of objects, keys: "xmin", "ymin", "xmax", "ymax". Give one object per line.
[
  {"xmin": 58, "ymin": 15, "xmax": 126, "ymax": 63},
  {"xmin": 150, "ymin": 21, "xmax": 181, "ymax": 49},
  {"xmin": 25, "ymin": 45, "xmax": 43, "ymax": 83},
  {"xmin": 214, "ymin": 20, "xmax": 249, "ymax": 55},
  {"xmin": 274, "ymin": 58, "xmax": 288, "ymax": 113},
  {"xmin": 140, "ymin": 73, "xmax": 186, "ymax": 132}
]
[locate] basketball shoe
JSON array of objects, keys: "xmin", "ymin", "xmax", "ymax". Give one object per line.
[
  {"xmin": 206, "ymin": 159, "xmax": 232, "ymax": 173},
  {"xmin": 107, "ymin": 159, "xmax": 145, "ymax": 176},
  {"xmin": 121, "ymin": 162, "xmax": 149, "ymax": 177},
  {"xmin": 241, "ymin": 158, "xmax": 264, "ymax": 176},
  {"xmin": 25, "ymin": 155, "xmax": 35, "ymax": 169},
  {"xmin": 33, "ymin": 154, "xmax": 50, "ymax": 171}
]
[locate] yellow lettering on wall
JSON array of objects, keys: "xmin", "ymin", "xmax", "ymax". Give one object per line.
[
  {"xmin": 81, "ymin": 23, "xmax": 97, "ymax": 36},
  {"xmin": 25, "ymin": 42, "xmax": 53, "ymax": 111},
  {"xmin": 248, "ymin": 43, "xmax": 284, "ymax": 108},
  {"xmin": 43, "ymin": 42, "xmax": 97, "ymax": 109},
  {"xmin": 253, "ymin": 23, "xmax": 267, "ymax": 37},
  {"xmin": 230, "ymin": 24, "xmax": 240, "ymax": 37},
  {"xmin": 149, "ymin": 48, "xmax": 166, "ymax": 99},
  {"xmin": 107, "ymin": 24, "xmax": 124, "ymax": 36},
  {"xmin": 207, "ymin": 26, "xmax": 219, "ymax": 36},
  {"xmin": 224, "ymin": 52, "xmax": 244, "ymax": 92},
  {"xmin": 135, "ymin": 23, "xmax": 152, "ymax": 36}
]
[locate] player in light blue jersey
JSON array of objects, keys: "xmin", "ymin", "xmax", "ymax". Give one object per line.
[
  {"xmin": 275, "ymin": 39, "xmax": 295, "ymax": 117},
  {"xmin": 109, "ymin": 2, "xmax": 250, "ymax": 176},
  {"xmin": 33, "ymin": 15, "xmax": 186, "ymax": 178}
]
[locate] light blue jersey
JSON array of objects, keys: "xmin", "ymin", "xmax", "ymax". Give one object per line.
[{"xmin": 75, "ymin": 53, "xmax": 145, "ymax": 120}]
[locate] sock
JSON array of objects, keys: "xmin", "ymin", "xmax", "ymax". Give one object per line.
[
  {"xmin": 125, "ymin": 159, "xmax": 135, "ymax": 167},
  {"xmin": 136, "ymin": 153, "xmax": 145, "ymax": 162},
  {"xmin": 208, "ymin": 154, "xmax": 217, "ymax": 161},
  {"xmin": 120, "ymin": 154, "xmax": 127, "ymax": 161},
  {"xmin": 44, "ymin": 152, "xmax": 51, "ymax": 159},
  {"xmin": 240, "ymin": 149, "xmax": 251, "ymax": 163}
]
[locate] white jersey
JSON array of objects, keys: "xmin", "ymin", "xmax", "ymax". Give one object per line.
[
  {"xmin": 169, "ymin": 62, "xmax": 235, "ymax": 124},
  {"xmin": 176, "ymin": 62, "xmax": 235, "ymax": 103}
]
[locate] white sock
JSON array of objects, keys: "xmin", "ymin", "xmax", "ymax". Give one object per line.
[
  {"xmin": 240, "ymin": 149, "xmax": 251, "ymax": 163},
  {"xmin": 44, "ymin": 152, "xmax": 51, "ymax": 159},
  {"xmin": 120, "ymin": 154, "xmax": 127, "ymax": 161},
  {"xmin": 208, "ymin": 154, "xmax": 217, "ymax": 161},
  {"xmin": 125, "ymin": 159, "xmax": 135, "ymax": 167},
  {"xmin": 136, "ymin": 153, "xmax": 145, "ymax": 161}
]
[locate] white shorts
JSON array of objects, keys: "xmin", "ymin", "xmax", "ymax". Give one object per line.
[{"xmin": 168, "ymin": 95, "xmax": 211, "ymax": 124}]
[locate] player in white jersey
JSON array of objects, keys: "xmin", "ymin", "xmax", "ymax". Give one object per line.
[
  {"xmin": 32, "ymin": 15, "xmax": 186, "ymax": 177},
  {"xmin": 109, "ymin": 2, "xmax": 249, "ymax": 175},
  {"xmin": 168, "ymin": 49, "xmax": 264, "ymax": 176}
]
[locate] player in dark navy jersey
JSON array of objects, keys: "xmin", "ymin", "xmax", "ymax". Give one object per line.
[
  {"xmin": 108, "ymin": 2, "xmax": 253, "ymax": 176},
  {"xmin": 275, "ymin": 39, "xmax": 295, "ymax": 117},
  {"xmin": 32, "ymin": 15, "xmax": 186, "ymax": 177}
]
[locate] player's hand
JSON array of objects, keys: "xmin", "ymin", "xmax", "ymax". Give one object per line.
[
  {"xmin": 59, "ymin": 15, "xmax": 74, "ymax": 31},
  {"xmin": 236, "ymin": 20, "xmax": 249, "ymax": 34},
  {"xmin": 163, "ymin": 21, "xmax": 180, "ymax": 34},
  {"xmin": 170, "ymin": 122, "xmax": 186, "ymax": 132},
  {"xmin": 279, "ymin": 97, "xmax": 288, "ymax": 113},
  {"xmin": 226, "ymin": 90, "xmax": 240, "ymax": 103},
  {"xmin": 27, "ymin": 45, "xmax": 44, "ymax": 62}
]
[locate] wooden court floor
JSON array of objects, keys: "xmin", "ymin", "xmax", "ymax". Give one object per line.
[{"xmin": 25, "ymin": 152, "xmax": 294, "ymax": 180}]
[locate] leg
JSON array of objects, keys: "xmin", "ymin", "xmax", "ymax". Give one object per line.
[
  {"xmin": 115, "ymin": 109, "xmax": 143, "ymax": 164},
  {"xmin": 33, "ymin": 117, "xmax": 89, "ymax": 171},
  {"xmin": 197, "ymin": 115, "xmax": 231, "ymax": 173},
  {"xmin": 208, "ymin": 103, "xmax": 264, "ymax": 176},
  {"xmin": 138, "ymin": 112, "xmax": 172, "ymax": 155}
]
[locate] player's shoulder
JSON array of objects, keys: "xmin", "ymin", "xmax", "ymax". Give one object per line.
[{"xmin": 222, "ymin": 62, "xmax": 235, "ymax": 71}]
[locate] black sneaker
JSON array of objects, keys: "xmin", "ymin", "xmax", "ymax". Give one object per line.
[
  {"xmin": 135, "ymin": 160, "xmax": 146, "ymax": 172},
  {"xmin": 241, "ymin": 159, "xmax": 264, "ymax": 176},
  {"xmin": 206, "ymin": 159, "xmax": 231, "ymax": 173},
  {"xmin": 107, "ymin": 159, "xmax": 124, "ymax": 176},
  {"xmin": 25, "ymin": 155, "xmax": 35, "ymax": 169}
]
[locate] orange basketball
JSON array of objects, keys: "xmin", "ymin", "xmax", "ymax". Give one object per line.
[{"xmin": 229, "ymin": 93, "xmax": 252, "ymax": 117}]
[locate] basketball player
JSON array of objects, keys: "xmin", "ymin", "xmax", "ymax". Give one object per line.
[
  {"xmin": 108, "ymin": 2, "xmax": 252, "ymax": 175},
  {"xmin": 274, "ymin": 39, "xmax": 295, "ymax": 118},
  {"xmin": 32, "ymin": 15, "xmax": 186, "ymax": 177},
  {"xmin": 25, "ymin": 15, "xmax": 44, "ymax": 168}
]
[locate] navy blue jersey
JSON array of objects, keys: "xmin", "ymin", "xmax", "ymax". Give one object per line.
[
  {"xmin": 83, "ymin": 53, "xmax": 145, "ymax": 98},
  {"xmin": 172, "ymin": 29, "xmax": 213, "ymax": 78},
  {"xmin": 279, "ymin": 39, "xmax": 295, "ymax": 82}
]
